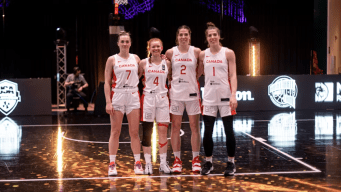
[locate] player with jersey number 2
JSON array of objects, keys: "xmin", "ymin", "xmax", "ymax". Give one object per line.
[
  {"xmin": 165, "ymin": 25, "xmax": 202, "ymax": 173},
  {"xmin": 138, "ymin": 38, "xmax": 172, "ymax": 175},
  {"xmin": 198, "ymin": 22, "xmax": 238, "ymax": 176},
  {"xmin": 104, "ymin": 31, "xmax": 144, "ymax": 176}
]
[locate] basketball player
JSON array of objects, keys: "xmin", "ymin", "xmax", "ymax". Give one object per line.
[
  {"xmin": 198, "ymin": 22, "xmax": 238, "ymax": 176},
  {"xmin": 104, "ymin": 31, "xmax": 143, "ymax": 176},
  {"xmin": 165, "ymin": 25, "xmax": 202, "ymax": 173},
  {"xmin": 138, "ymin": 38, "xmax": 172, "ymax": 174}
]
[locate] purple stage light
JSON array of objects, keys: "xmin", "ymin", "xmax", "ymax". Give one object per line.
[
  {"xmin": 199, "ymin": 0, "xmax": 247, "ymax": 23},
  {"xmin": 0, "ymin": 1, "xmax": 10, "ymax": 7},
  {"xmin": 117, "ymin": 0, "xmax": 155, "ymax": 20}
]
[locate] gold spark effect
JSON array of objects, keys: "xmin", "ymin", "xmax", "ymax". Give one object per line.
[{"xmin": 152, "ymin": 121, "xmax": 157, "ymax": 163}]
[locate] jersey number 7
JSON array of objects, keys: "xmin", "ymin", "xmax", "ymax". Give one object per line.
[{"xmin": 126, "ymin": 70, "xmax": 131, "ymax": 79}]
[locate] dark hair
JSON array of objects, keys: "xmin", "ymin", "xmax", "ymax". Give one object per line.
[
  {"xmin": 117, "ymin": 31, "xmax": 132, "ymax": 42},
  {"xmin": 73, "ymin": 66, "xmax": 80, "ymax": 75},
  {"xmin": 205, "ymin": 22, "xmax": 223, "ymax": 47},
  {"xmin": 175, "ymin": 25, "xmax": 191, "ymax": 45}
]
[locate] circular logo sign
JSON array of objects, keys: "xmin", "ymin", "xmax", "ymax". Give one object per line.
[{"xmin": 268, "ymin": 76, "xmax": 297, "ymax": 109}]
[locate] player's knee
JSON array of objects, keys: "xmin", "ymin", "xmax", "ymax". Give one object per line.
[{"xmin": 110, "ymin": 128, "xmax": 121, "ymax": 139}]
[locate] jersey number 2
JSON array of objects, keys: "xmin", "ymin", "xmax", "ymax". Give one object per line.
[
  {"xmin": 153, "ymin": 77, "xmax": 159, "ymax": 86},
  {"xmin": 180, "ymin": 65, "xmax": 186, "ymax": 74}
]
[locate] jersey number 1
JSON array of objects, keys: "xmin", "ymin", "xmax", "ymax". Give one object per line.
[
  {"xmin": 153, "ymin": 77, "xmax": 159, "ymax": 86},
  {"xmin": 213, "ymin": 67, "xmax": 215, "ymax": 76}
]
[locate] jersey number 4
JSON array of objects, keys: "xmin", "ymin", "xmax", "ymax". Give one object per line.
[{"xmin": 153, "ymin": 77, "xmax": 159, "ymax": 86}]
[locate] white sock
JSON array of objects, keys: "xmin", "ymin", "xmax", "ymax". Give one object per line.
[
  {"xmin": 174, "ymin": 151, "xmax": 181, "ymax": 159},
  {"xmin": 160, "ymin": 153, "xmax": 167, "ymax": 164},
  {"xmin": 109, "ymin": 155, "xmax": 116, "ymax": 163},
  {"xmin": 144, "ymin": 154, "xmax": 151, "ymax": 164},
  {"xmin": 228, "ymin": 157, "xmax": 235, "ymax": 163},
  {"xmin": 193, "ymin": 151, "xmax": 199, "ymax": 159},
  {"xmin": 206, "ymin": 156, "xmax": 213, "ymax": 163},
  {"xmin": 134, "ymin": 154, "xmax": 141, "ymax": 163}
]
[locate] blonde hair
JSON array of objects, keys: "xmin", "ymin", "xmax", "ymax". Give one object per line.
[
  {"xmin": 147, "ymin": 38, "xmax": 163, "ymax": 57},
  {"xmin": 205, "ymin": 22, "xmax": 223, "ymax": 47},
  {"xmin": 175, "ymin": 25, "xmax": 191, "ymax": 45}
]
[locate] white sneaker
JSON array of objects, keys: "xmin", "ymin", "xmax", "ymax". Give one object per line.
[
  {"xmin": 144, "ymin": 163, "xmax": 153, "ymax": 175},
  {"xmin": 108, "ymin": 161, "xmax": 117, "ymax": 176},
  {"xmin": 159, "ymin": 162, "xmax": 172, "ymax": 174},
  {"xmin": 134, "ymin": 161, "xmax": 144, "ymax": 175},
  {"xmin": 171, "ymin": 157, "xmax": 182, "ymax": 173}
]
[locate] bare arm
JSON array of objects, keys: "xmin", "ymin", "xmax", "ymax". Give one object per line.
[
  {"xmin": 165, "ymin": 49, "xmax": 173, "ymax": 83},
  {"xmin": 197, "ymin": 50, "xmax": 205, "ymax": 79},
  {"xmin": 104, "ymin": 56, "xmax": 114, "ymax": 115},
  {"xmin": 226, "ymin": 49, "xmax": 238, "ymax": 110},
  {"xmin": 134, "ymin": 54, "xmax": 141, "ymax": 64},
  {"xmin": 64, "ymin": 75, "xmax": 73, "ymax": 87},
  {"xmin": 138, "ymin": 59, "xmax": 146, "ymax": 79}
]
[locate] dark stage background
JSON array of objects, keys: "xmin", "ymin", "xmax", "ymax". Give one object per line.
[{"xmin": 0, "ymin": 0, "xmax": 314, "ymax": 104}]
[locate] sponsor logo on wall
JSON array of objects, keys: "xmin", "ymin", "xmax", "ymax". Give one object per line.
[
  {"xmin": 0, "ymin": 80, "xmax": 21, "ymax": 116},
  {"xmin": 236, "ymin": 91, "xmax": 254, "ymax": 101},
  {"xmin": 337, "ymin": 82, "xmax": 341, "ymax": 102},
  {"xmin": 268, "ymin": 76, "xmax": 297, "ymax": 109},
  {"xmin": 315, "ymin": 82, "xmax": 334, "ymax": 102}
]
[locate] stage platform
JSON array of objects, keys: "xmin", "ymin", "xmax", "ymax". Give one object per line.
[{"xmin": 0, "ymin": 110, "xmax": 340, "ymax": 191}]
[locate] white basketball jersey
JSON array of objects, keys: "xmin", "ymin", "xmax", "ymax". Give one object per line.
[
  {"xmin": 203, "ymin": 47, "xmax": 231, "ymax": 105},
  {"xmin": 143, "ymin": 58, "xmax": 168, "ymax": 94},
  {"xmin": 112, "ymin": 54, "xmax": 139, "ymax": 92},
  {"xmin": 170, "ymin": 46, "xmax": 200, "ymax": 101}
]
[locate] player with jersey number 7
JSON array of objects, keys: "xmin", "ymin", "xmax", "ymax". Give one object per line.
[
  {"xmin": 165, "ymin": 25, "xmax": 202, "ymax": 173},
  {"xmin": 104, "ymin": 31, "xmax": 143, "ymax": 176}
]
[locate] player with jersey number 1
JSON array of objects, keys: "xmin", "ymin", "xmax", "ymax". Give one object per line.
[
  {"xmin": 198, "ymin": 22, "xmax": 238, "ymax": 176},
  {"xmin": 165, "ymin": 25, "xmax": 202, "ymax": 173},
  {"xmin": 138, "ymin": 38, "xmax": 172, "ymax": 175},
  {"xmin": 104, "ymin": 31, "xmax": 144, "ymax": 176}
]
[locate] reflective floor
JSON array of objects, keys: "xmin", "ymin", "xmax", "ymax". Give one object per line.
[{"xmin": 0, "ymin": 110, "xmax": 341, "ymax": 191}]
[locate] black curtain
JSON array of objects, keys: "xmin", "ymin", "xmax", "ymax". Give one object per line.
[{"xmin": 0, "ymin": 0, "xmax": 314, "ymax": 104}]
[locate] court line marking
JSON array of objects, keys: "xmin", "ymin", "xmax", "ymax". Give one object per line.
[
  {"xmin": 21, "ymin": 122, "xmax": 196, "ymax": 127},
  {"xmin": 19, "ymin": 118, "xmax": 327, "ymax": 127},
  {"xmin": 242, "ymin": 132, "xmax": 321, "ymax": 172},
  {"xmin": 0, "ymin": 171, "xmax": 321, "ymax": 182},
  {"xmin": 62, "ymin": 129, "xmax": 185, "ymax": 144}
]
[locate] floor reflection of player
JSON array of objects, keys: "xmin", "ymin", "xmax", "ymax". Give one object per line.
[
  {"xmin": 109, "ymin": 177, "xmax": 117, "ymax": 192},
  {"xmin": 198, "ymin": 22, "xmax": 238, "ymax": 176}
]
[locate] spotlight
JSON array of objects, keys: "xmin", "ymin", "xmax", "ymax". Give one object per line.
[
  {"xmin": 248, "ymin": 26, "xmax": 260, "ymax": 76},
  {"xmin": 55, "ymin": 27, "xmax": 68, "ymax": 45}
]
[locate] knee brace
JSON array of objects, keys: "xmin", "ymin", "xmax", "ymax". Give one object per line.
[
  {"xmin": 158, "ymin": 123, "xmax": 168, "ymax": 128},
  {"xmin": 141, "ymin": 122, "xmax": 154, "ymax": 147}
]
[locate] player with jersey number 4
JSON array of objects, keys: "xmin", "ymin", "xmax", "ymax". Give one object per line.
[{"xmin": 138, "ymin": 38, "xmax": 172, "ymax": 175}]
